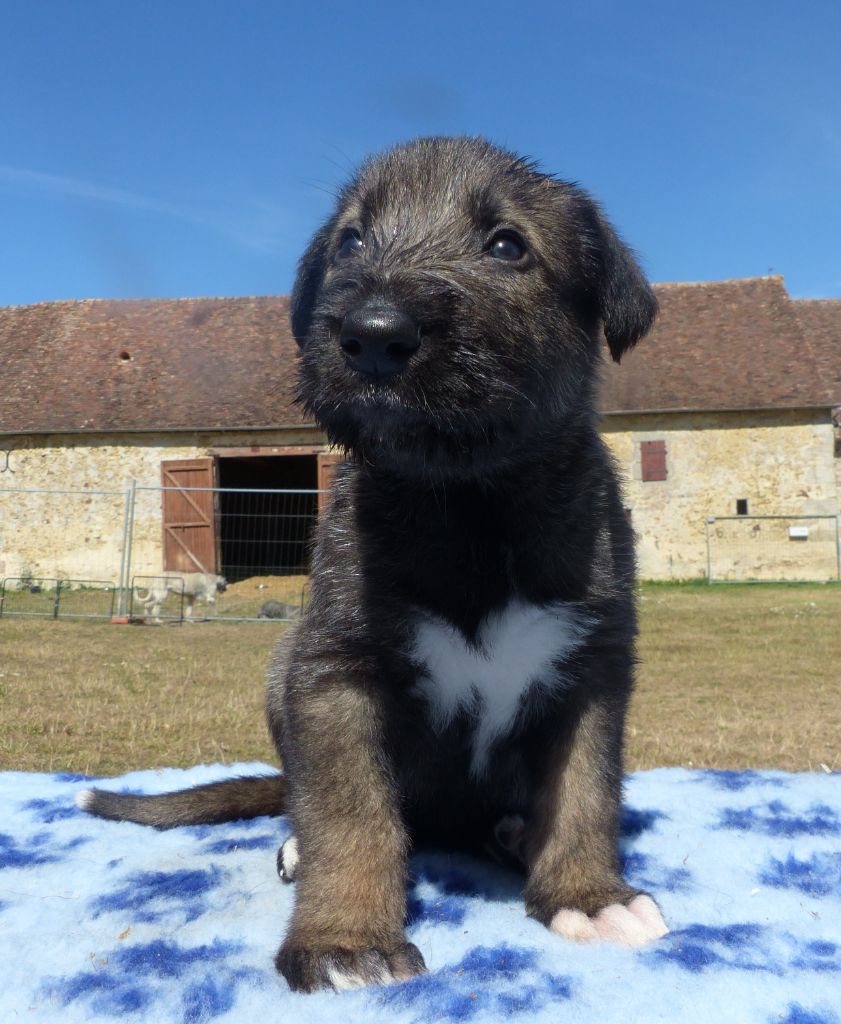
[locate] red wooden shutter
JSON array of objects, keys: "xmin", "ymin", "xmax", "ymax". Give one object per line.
[
  {"xmin": 316, "ymin": 452, "xmax": 344, "ymax": 515},
  {"xmin": 160, "ymin": 458, "xmax": 218, "ymax": 572},
  {"xmin": 640, "ymin": 440, "xmax": 667, "ymax": 482}
]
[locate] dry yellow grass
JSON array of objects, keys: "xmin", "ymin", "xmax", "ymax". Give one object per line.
[
  {"xmin": 629, "ymin": 582, "xmax": 841, "ymax": 772},
  {"xmin": 0, "ymin": 620, "xmax": 280, "ymax": 774},
  {"xmin": 1, "ymin": 583, "xmax": 839, "ymax": 776}
]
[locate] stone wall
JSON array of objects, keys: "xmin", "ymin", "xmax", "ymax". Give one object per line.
[
  {"xmin": 601, "ymin": 408, "xmax": 840, "ymax": 580},
  {"xmin": 0, "ymin": 428, "xmax": 323, "ymax": 583},
  {"xmin": 1, "ymin": 411, "xmax": 838, "ymax": 584}
]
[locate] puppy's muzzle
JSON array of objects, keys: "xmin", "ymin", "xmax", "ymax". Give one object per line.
[{"xmin": 339, "ymin": 303, "xmax": 421, "ymax": 378}]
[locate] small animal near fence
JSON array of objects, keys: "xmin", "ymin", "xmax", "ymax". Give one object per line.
[
  {"xmin": 0, "ymin": 484, "xmax": 324, "ymax": 622},
  {"xmin": 705, "ymin": 514, "xmax": 841, "ymax": 583}
]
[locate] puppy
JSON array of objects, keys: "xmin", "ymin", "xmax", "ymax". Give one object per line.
[
  {"xmin": 80, "ymin": 137, "xmax": 666, "ymax": 992},
  {"xmin": 134, "ymin": 572, "xmax": 227, "ymax": 621}
]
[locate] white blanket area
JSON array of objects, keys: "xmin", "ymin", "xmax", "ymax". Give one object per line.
[{"xmin": 3, "ymin": 764, "xmax": 839, "ymax": 1023}]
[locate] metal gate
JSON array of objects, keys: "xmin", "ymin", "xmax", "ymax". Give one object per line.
[{"xmin": 706, "ymin": 514, "xmax": 841, "ymax": 583}]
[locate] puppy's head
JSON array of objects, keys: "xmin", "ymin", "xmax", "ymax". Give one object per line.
[
  {"xmin": 216, "ymin": 577, "xmax": 227, "ymax": 593},
  {"xmin": 292, "ymin": 137, "xmax": 655, "ymax": 475}
]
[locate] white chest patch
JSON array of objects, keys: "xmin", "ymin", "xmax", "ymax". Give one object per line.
[{"xmin": 412, "ymin": 599, "xmax": 591, "ymax": 775}]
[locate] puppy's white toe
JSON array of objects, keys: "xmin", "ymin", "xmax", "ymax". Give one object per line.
[
  {"xmin": 549, "ymin": 908, "xmax": 600, "ymax": 942},
  {"xmin": 551, "ymin": 895, "xmax": 668, "ymax": 947},
  {"xmin": 75, "ymin": 790, "xmax": 95, "ymax": 811},
  {"xmin": 592, "ymin": 904, "xmax": 651, "ymax": 946},
  {"xmin": 278, "ymin": 836, "xmax": 299, "ymax": 882},
  {"xmin": 626, "ymin": 894, "xmax": 670, "ymax": 939}
]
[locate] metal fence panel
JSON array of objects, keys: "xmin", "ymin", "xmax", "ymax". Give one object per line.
[
  {"xmin": 0, "ymin": 578, "xmax": 116, "ymax": 620},
  {"xmin": 0, "ymin": 484, "xmax": 323, "ymax": 622},
  {"xmin": 128, "ymin": 486, "xmax": 321, "ymax": 621},
  {"xmin": 706, "ymin": 515, "xmax": 841, "ymax": 583},
  {"xmin": 0, "ymin": 485, "xmax": 130, "ymax": 593}
]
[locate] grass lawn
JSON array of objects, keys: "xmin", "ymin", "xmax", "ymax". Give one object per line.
[{"xmin": 1, "ymin": 582, "xmax": 839, "ymax": 776}]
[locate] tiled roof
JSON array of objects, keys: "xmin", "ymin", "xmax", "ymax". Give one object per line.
[
  {"xmin": 793, "ymin": 298, "xmax": 841, "ymax": 403},
  {"xmin": 598, "ymin": 277, "xmax": 836, "ymax": 414},
  {"xmin": 0, "ymin": 296, "xmax": 301, "ymax": 433},
  {"xmin": 1, "ymin": 278, "xmax": 836, "ymax": 436}
]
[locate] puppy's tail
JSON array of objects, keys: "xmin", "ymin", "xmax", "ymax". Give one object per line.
[{"xmin": 76, "ymin": 774, "xmax": 287, "ymax": 829}]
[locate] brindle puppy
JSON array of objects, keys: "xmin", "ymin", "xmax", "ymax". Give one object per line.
[{"xmin": 80, "ymin": 137, "xmax": 667, "ymax": 992}]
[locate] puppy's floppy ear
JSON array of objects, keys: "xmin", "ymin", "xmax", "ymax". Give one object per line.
[
  {"xmin": 580, "ymin": 202, "xmax": 658, "ymax": 363},
  {"xmin": 290, "ymin": 222, "xmax": 333, "ymax": 347}
]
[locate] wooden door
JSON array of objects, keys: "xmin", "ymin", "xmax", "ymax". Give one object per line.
[
  {"xmin": 316, "ymin": 452, "xmax": 344, "ymax": 515},
  {"xmin": 160, "ymin": 458, "xmax": 218, "ymax": 572}
]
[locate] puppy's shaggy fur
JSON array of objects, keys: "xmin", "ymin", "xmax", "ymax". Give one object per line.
[{"xmin": 81, "ymin": 137, "xmax": 666, "ymax": 992}]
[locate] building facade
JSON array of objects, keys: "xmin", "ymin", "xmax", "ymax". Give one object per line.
[
  {"xmin": 598, "ymin": 278, "xmax": 840, "ymax": 578},
  {"xmin": 1, "ymin": 279, "xmax": 839, "ymax": 583}
]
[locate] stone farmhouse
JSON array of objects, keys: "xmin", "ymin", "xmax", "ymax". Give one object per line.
[
  {"xmin": 601, "ymin": 277, "xmax": 840, "ymax": 579},
  {"xmin": 0, "ymin": 276, "xmax": 838, "ymax": 583}
]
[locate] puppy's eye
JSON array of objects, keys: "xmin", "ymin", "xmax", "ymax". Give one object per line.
[
  {"xmin": 337, "ymin": 229, "xmax": 364, "ymax": 259},
  {"xmin": 488, "ymin": 231, "xmax": 526, "ymax": 262}
]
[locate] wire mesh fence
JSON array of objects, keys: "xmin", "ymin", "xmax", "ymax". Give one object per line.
[
  {"xmin": 706, "ymin": 515, "xmax": 841, "ymax": 583},
  {"xmin": 3, "ymin": 485, "xmax": 840, "ymax": 618},
  {"xmin": 0, "ymin": 578, "xmax": 116, "ymax": 619},
  {"xmin": 128, "ymin": 486, "xmax": 318, "ymax": 621},
  {"xmin": 0, "ymin": 484, "xmax": 324, "ymax": 621},
  {"xmin": 0, "ymin": 486, "xmax": 130, "ymax": 585}
]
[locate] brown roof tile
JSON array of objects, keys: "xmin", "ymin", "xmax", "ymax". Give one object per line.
[
  {"xmin": 793, "ymin": 298, "xmax": 841, "ymax": 403},
  {"xmin": 0, "ymin": 296, "xmax": 303, "ymax": 433},
  {"xmin": 598, "ymin": 277, "xmax": 835, "ymax": 414},
  {"xmin": 1, "ymin": 278, "xmax": 836, "ymax": 435}
]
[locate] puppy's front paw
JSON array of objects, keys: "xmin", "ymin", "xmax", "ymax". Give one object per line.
[
  {"xmin": 550, "ymin": 894, "xmax": 668, "ymax": 948},
  {"xmin": 275, "ymin": 941, "xmax": 426, "ymax": 993}
]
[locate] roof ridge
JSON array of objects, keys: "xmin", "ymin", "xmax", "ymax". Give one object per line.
[
  {"xmin": 0, "ymin": 294, "xmax": 289, "ymax": 313},
  {"xmin": 652, "ymin": 275, "xmax": 784, "ymax": 289},
  {"xmin": 4, "ymin": 278, "xmax": 836, "ymax": 310}
]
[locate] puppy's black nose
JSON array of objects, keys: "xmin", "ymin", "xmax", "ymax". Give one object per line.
[{"xmin": 339, "ymin": 305, "xmax": 421, "ymax": 378}]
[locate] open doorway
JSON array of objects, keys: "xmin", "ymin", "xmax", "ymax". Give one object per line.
[{"xmin": 216, "ymin": 454, "xmax": 318, "ymax": 581}]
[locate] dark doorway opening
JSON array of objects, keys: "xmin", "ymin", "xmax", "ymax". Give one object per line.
[{"xmin": 216, "ymin": 455, "xmax": 319, "ymax": 581}]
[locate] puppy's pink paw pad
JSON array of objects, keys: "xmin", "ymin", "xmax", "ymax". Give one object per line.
[{"xmin": 551, "ymin": 895, "xmax": 668, "ymax": 947}]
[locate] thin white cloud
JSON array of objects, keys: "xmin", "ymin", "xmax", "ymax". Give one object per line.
[
  {"xmin": 0, "ymin": 165, "xmax": 188, "ymax": 216},
  {"xmin": 0, "ymin": 164, "xmax": 291, "ymax": 252}
]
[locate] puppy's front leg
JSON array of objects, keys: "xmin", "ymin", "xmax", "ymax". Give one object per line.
[
  {"xmin": 276, "ymin": 677, "xmax": 425, "ymax": 992},
  {"xmin": 525, "ymin": 692, "xmax": 668, "ymax": 947}
]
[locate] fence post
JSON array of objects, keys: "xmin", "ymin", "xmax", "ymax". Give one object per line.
[
  {"xmin": 124, "ymin": 480, "xmax": 137, "ymax": 615},
  {"xmin": 114, "ymin": 481, "xmax": 137, "ymax": 620},
  {"xmin": 116, "ymin": 485, "xmax": 132, "ymax": 617},
  {"xmin": 705, "ymin": 516, "xmax": 714, "ymax": 584},
  {"xmin": 836, "ymin": 514, "xmax": 841, "ymax": 582}
]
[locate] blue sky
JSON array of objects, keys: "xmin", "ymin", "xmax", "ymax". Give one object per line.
[{"xmin": 1, "ymin": 0, "xmax": 839, "ymax": 306}]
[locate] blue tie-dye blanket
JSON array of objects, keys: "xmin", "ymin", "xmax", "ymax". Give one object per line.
[{"xmin": 3, "ymin": 764, "xmax": 840, "ymax": 1023}]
